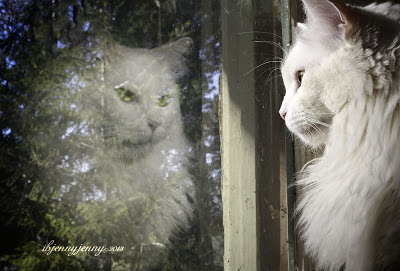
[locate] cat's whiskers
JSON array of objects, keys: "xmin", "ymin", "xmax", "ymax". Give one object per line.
[
  {"xmin": 304, "ymin": 118, "xmax": 326, "ymax": 133},
  {"xmin": 263, "ymin": 75, "xmax": 283, "ymax": 87},
  {"xmin": 301, "ymin": 122, "xmax": 317, "ymax": 135},
  {"xmin": 244, "ymin": 59, "xmax": 282, "ymax": 76},
  {"xmin": 305, "ymin": 112, "xmax": 334, "ymax": 116},
  {"xmin": 285, "ymin": 128, "xmax": 296, "ymax": 142},
  {"xmin": 255, "ymin": 73, "xmax": 281, "ymax": 89},
  {"xmin": 252, "ymin": 40, "xmax": 288, "ymax": 56},
  {"xmin": 237, "ymin": 31, "xmax": 283, "ymax": 40},
  {"xmin": 265, "ymin": 68, "xmax": 282, "ymax": 85},
  {"xmin": 310, "ymin": 123, "xmax": 325, "ymax": 138},
  {"xmin": 252, "ymin": 52, "xmax": 284, "ymax": 59},
  {"xmin": 294, "ymin": 136, "xmax": 310, "ymax": 150},
  {"xmin": 252, "ymin": 64, "xmax": 283, "ymax": 90},
  {"xmin": 302, "ymin": 125, "xmax": 316, "ymax": 139},
  {"xmin": 302, "ymin": 120, "xmax": 326, "ymax": 138},
  {"xmin": 304, "ymin": 112, "xmax": 332, "ymax": 128},
  {"xmin": 312, "ymin": 120, "xmax": 330, "ymax": 128},
  {"xmin": 308, "ymin": 117, "xmax": 330, "ymax": 128},
  {"xmin": 285, "ymin": 126, "xmax": 324, "ymax": 152}
]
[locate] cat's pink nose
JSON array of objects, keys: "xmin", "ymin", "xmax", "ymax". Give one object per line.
[
  {"xmin": 279, "ymin": 110, "xmax": 287, "ymax": 120},
  {"xmin": 148, "ymin": 120, "xmax": 161, "ymax": 132}
]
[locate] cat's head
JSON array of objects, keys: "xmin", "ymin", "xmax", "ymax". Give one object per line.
[
  {"xmin": 279, "ymin": 0, "xmax": 399, "ymax": 148},
  {"xmin": 103, "ymin": 38, "xmax": 192, "ymax": 159}
]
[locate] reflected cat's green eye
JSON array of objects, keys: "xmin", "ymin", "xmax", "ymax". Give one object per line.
[
  {"xmin": 115, "ymin": 87, "xmax": 138, "ymax": 103},
  {"xmin": 158, "ymin": 94, "xmax": 171, "ymax": 107},
  {"xmin": 297, "ymin": 70, "xmax": 305, "ymax": 84}
]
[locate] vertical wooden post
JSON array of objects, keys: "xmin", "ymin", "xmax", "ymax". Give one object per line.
[
  {"xmin": 254, "ymin": 0, "xmax": 289, "ymax": 270},
  {"xmin": 220, "ymin": 0, "xmax": 258, "ymax": 270}
]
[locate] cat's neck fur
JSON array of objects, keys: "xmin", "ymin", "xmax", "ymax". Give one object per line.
[{"xmin": 297, "ymin": 36, "xmax": 400, "ymax": 270}]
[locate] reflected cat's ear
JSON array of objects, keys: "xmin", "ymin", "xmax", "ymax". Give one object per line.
[
  {"xmin": 167, "ymin": 37, "xmax": 193, "ymax": 55},
  {"xmin": 152, "ymin": 38, "xmax": 192, "ymax": 74},
  {"xmin": 153, "ymin": 37, "xmax": 193, "ymax": 56}
]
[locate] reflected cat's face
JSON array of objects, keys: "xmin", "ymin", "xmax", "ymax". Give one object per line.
[
  {"xmin": 112, "ymin": 82, "xmax": 177, "ymax": 144},
  {"xmin": 103, "ymin": 38, "xmax": 192, "ymax": 158}
]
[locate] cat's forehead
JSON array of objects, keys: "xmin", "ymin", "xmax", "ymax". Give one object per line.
[
  {"xmin": 110, "ymin": 56, "xmax": 176, "ymax": 87},
  {"xmin": 282, "ymin": 39, "xmax": 333, "ymax": 75}
]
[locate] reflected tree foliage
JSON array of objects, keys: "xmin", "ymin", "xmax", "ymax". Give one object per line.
[{"xmin": 0, "ymin": 0, "xmax": 221, "ymax": 270}]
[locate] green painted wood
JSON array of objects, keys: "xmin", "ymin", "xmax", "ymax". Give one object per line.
[{"xmin": 281, "ymin": 1, "xmax": 297, "ymax": 271}]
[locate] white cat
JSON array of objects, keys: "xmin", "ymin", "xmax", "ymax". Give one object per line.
[
  {"xmin": 90, "ymin": 38, "xmax": 194, "ymax": 261},
  {"xmin": 279, "ymin": 0, "xmax": 400, "ymax": 270}
]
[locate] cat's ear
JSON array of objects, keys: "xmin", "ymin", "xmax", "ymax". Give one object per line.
[
  {"xmin": 328, "ymin": 0, "xmax": 360, "ymax": 40},
  {"xmin": 297, "ymin": 23, "xmax": 308, "ymax": 31},
  {"xmin": 302, "ymin": 0, "xmax": 344, "ymax": 28},
  {"xmin": 302, "ymin": 0, "xmax": 359, "ymax": 40},
  {"xmin": 296, "ymin": 22, "xmax": 308, "ymax": 36}
]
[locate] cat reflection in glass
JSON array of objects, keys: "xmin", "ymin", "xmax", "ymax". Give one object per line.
[
  {"xmin": 279, "ymin": 0, "xmax": 400, "ymax": 270},
  {"xmin": 100, "ymin": 37, "xmax": 193, "ymax": 260}
]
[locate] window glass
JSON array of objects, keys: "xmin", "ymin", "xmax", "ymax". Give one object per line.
[{"xmin": 0, "ymin": 0, "xmax": 222, "ymax": 270}]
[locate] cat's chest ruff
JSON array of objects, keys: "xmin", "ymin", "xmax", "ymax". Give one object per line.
[
  {"xmin": 298, "ymin": 158, "xmax": 374, "ymax": 270},
  {"xmin": 298, "ymin": 101, "xmax": 399, "ymax": 270}
]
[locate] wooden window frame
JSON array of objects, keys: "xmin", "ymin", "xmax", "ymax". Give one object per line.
[{"xmin": 220, "ymin": 0, "xmax": 312, "ymax": 270}]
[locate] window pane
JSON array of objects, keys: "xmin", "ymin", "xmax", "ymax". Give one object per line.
[{"xmin": 0, "ymin": 1, "xmax": 222, "ymax": 270}]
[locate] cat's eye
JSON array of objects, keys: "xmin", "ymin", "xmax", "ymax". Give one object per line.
[
  {"xmin": 297, "ymin": 70, "xmax": 305, "ymax": 84},
  {"xmin": 158, "ymin": 94, "xmax": 171, "ymax": 107},
  {"xmin": 115, "ymin": 87, "xmax": 138, "ymax": 103}
]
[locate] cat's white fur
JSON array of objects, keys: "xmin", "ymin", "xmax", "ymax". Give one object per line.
[
  {"xmin": 280, "ymin": 0, "xmax": 400, "ymax": 270},
  {"xmin": 99, "ymin": 38, "xmax": 194, "ymax": 246}
]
